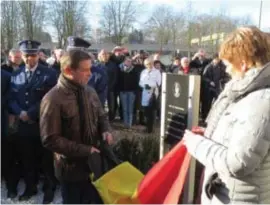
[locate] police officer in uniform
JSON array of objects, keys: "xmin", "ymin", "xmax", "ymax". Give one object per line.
[
  {"xmin": 66, "ymin": 36, "xmax": 108, "ymax": 107},
  {"xmin": 88, "ymin": 63, "xmax": 108, "ymax": 107},
  {"xmin": 9, "ymin": 40, "xmax": 57, "ymax": 202}
]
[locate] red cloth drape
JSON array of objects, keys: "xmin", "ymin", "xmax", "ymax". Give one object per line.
[{"xmin": 137, "ymin": 140, "xmax": 191, "ymax": 204}]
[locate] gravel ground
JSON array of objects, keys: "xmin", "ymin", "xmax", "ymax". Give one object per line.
[{"xmin": 1, "ymin": 121, "xmax": 160, "ymax": 204}]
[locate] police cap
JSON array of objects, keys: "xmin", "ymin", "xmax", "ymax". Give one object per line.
[
  {"xmin": 18, "ymin": 40, "xmax": 41, "ymax": 54},
  {"xmin": 67, "ymin": 36, "xmax": 91, "ymax": 51}
]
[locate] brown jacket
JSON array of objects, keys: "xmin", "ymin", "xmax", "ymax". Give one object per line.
[{"xmin": 40, "ymin": 79, "xmax": 110, "ymax": 181}]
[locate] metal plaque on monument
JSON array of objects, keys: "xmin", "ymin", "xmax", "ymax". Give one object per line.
[{"xmin": 159, "ymin": 73, "xmax": 201, "ymax": 204}]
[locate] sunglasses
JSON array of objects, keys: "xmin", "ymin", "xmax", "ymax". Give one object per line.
[{"xmin": 23, "ymin": 53, "xmax": 38, "ymax": 58}]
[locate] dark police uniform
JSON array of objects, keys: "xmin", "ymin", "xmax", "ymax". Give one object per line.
[
  {"xmin": 67, "ymin": 36, "xmax": 108, "ymax": 107},
  {"xmin": 8, "ymin": 40, "xmax": 57, "ymax": 202},
  {"xmin": 88, "ymin": 64, "xmax": 108, "ymax": 107},
  {"xmin": 1, "ymin": 70, "xmax": 11, "ymax": 181}
]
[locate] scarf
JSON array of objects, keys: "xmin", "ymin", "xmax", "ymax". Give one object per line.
[
  {"xmin": 205, "ymin": 62, "xmax": 270, "ymax": 139},
  {"xmin": 120, "ymin": 63, "xmax": 134, "ymax": 73},
  {"xmin": 59, "ymin": 74, "xmax": 98, "ymax": 145},
  {"xmin": 182, "ymin": 66, "xmax": 190, "ymax": 74}
]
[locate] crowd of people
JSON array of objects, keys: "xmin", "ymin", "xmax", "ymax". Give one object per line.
[{"xmin": 1, "ymin": 26, "xmax": 269, "ymax": 204}]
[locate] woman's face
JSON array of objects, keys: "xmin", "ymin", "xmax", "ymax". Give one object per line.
[
  {"xmin": 144, "ymin": 61, "xmax": 152, "ymax": 69},
  {"xmin": 223, "ymin": 59, "xmax": 235, "ymax": 75},
  {"xmin": 223, "ymin": 59, "xmax": 247, "ymax": 79}
]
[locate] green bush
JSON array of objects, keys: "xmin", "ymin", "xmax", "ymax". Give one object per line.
[{"xmin": 113, "ymin": 135, "xmax": 160, "ymax": 174}]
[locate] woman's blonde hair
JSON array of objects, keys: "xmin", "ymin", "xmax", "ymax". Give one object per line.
[
  {"xmin": 219, "ymin": 26, "xmax": 270, "ymax": 71},
  {"xmin": 144, "ymin": 58, "xmax": 153, "ymax": 67},
  {"xmin": 98, "ymin": 49, "xmax": 108, "ymax": 62}
]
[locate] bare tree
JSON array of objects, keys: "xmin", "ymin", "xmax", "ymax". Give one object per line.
[
  {"xmin": 46, "ymin": 0, "xmax": 91, "ymax": 48},
  {"xmin": 99, "ymin": 0, "xmax": 138, "ymax": 45},
  {"xmin": 184, "ymin": 0, "xmax": 195, "ymax": 57},
  {"xmin": 234, "ymin": 14, "xmax": 253, "ymax": 26},
  {"xmin": 18, "ymin": 0, "xmax": 46, "ymax": 40},
  {"xmin": 169, "ymin": 13, "xmax": 186, "ymax": 51},
  {"xmin": 145, "ymin": 5, "xmax": 173, "ymax": 50},
  {"xmin": 1, "ymin": 1, "xmax": 20, "ymax": 49}
]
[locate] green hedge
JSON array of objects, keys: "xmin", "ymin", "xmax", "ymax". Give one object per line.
[{"xmin": 113, "ymin": 135, "xmax": 160, "ymax": 174}]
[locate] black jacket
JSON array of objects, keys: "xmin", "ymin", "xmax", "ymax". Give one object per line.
[
  {"xmin": 118, "ymin": 64, "xmax": 140, "ymax": 92},
  {"xmin": 1, "ymin": 70, "xmax": 11, "ymax": 138},
  {"xmin": 203, "ymin": 61, "xmax": 230, "ymax": 95},
  {"xmin": 101, "ymin": 60, "xmax": 118, "ymax": 92},
  {"xmin": 190, "ymin": 57, "xmax": 212, "ymax": 76}
]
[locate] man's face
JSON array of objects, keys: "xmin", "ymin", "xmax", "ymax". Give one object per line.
[
  {"xmin": 213, "ymin": 58, "xmax": 220, "ymax": 65},
  {"xmin": 198, "ymin": 50, "xmax": 205, "ymax": 60},
  {"xmin": 174, "ymin": 59, "xmax": 180, "ymax": 66},
  {"xmin": 9, "ymin": 52, "xmax": 22, "ymax": 66},
  {"xmin": 22, "ymin": 53, "xmax": 39, "ymax": 68},
  {"xmin": 54, "ymin": 50, "xmax": 64, "ymax": 62},
  {"xmin": 70, "ymin": 59, "xmax": 92, "ymax": 86},
  {"xmin": 154, "ymin": 63, "xmax": 161, "ymax": 70},
  {"xmin": 124, "ymin": 58, "xmax": 132, "ymax": 67},
  {"xmin": 114, "ymin": 51, "xmax": 122, "ymax": 57},
  {"xmin": 39, "ymin": 51, "xmax": 46, "ymax": 61}
]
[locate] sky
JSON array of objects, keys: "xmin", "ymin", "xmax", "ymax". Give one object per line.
[{"xmin": 45, "ymin": 0, "xmax": 270, "ymax": 41}]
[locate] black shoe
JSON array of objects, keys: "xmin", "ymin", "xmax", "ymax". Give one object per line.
[
  {"xmin": 7, "ymin": 190, "xmax": 17, "ymax": 199},
  {"xmin": 43, "ymin": 189, "xmax": 55, "ymax": 204},
  {"xmin": 19, "ymin": 188, "xmax": 37, "ymax": 201}
]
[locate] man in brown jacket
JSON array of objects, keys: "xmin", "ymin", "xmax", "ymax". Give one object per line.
[{"xmin": 40, "ymin": 49, "xmax": 113, "ymax": 204}]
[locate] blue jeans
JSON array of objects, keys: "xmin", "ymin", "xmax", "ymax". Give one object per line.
[{"xmin": 120, "ymin": 91, "xmax": 135, "ymax": 127}]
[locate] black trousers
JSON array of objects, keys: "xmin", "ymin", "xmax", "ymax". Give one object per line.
[
  {"xmin": 201, "ymin": 89, "xmax": 214, "ymax": 121},
  {"xmin": 1, "ymin": 134, "xmax": 21, "ymax": 192},
  {"xmin": 107, "ymin": 91, "xmax": 116, "ymax": 121},
  {"xmin": 144, "ymin": 105, "xmax": 156, "ymax": 133},
  {"xmin": 133, "ymin": 91, "xmax": 144, "ymax": 125},
  {"xmin": 41, "ymin": 148, "xmax": 57, "ymax": 193},
  {"xmin": 194, "ymin": 161, "xmax": 204, "ymax": 203},
  {"xmin": 60, "ymin": 179, "xmax": 103, "ymax": 204},
  {"xmin": 114, "ymin": 91, "xmax": 123, "ymax": 120},
  {"xmin": 17, "ymin": 136, "xmax": 56, "ymax": 192}
]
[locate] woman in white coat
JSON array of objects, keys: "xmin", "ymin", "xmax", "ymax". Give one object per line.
[
  {"xmin": 139, "ymin": 58, "xmax": 161, "ymax": 133},
  {"xmin": 183, "ymin": 26, "xmax": 270, "ymax": 204}
]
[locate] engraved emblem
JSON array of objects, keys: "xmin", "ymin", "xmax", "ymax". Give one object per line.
[
  {"xmin": 173, "ymin": 82, "xmax": 181, "ymax": 98},
  {"xmin": 27, "ymin": 41, "xmax": 32, "ymax": 49}
]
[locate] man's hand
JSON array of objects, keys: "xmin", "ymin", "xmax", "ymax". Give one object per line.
[
  {"xmin": 210, "ymin": 81, "xmax": 215, "ymax": 87},
  {"xmin": 132, "ymin": 53, "xmax": 140, "ymax": 60},
  {"xmin": 102, "ymin": 132, "xmax": 113, "ymax": 145},
  {"xmin": 192, "ymin": 52, "xmax": 200, "ymax": 60},
  {"xmin": 90, "ymin": 146, "xmax": 100, "ymax": 154},
  {"xmin": 19, "ymin": 111, "xmax": 30, "ymax": 122}
]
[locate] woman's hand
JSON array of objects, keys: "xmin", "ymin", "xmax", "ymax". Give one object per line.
[
  {"xmin": 183, "ymin": 129, "xmax": 204, "ymax": 149},
  {"xmin": 191, "ymin": 126, "xmax": 205, "ymax": 136}
]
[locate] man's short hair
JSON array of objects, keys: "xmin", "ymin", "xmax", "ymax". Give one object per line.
[
  {"xmin": 174, "ymin": 56, "xmax": 180, "ymax": 61},
  {"xmin": 154, "ymin": 60, "xmax": 161, "ymax": 65},
  {"xmin": 60, "ymin": 50, "xmax": 91, "ymax": 72}
]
